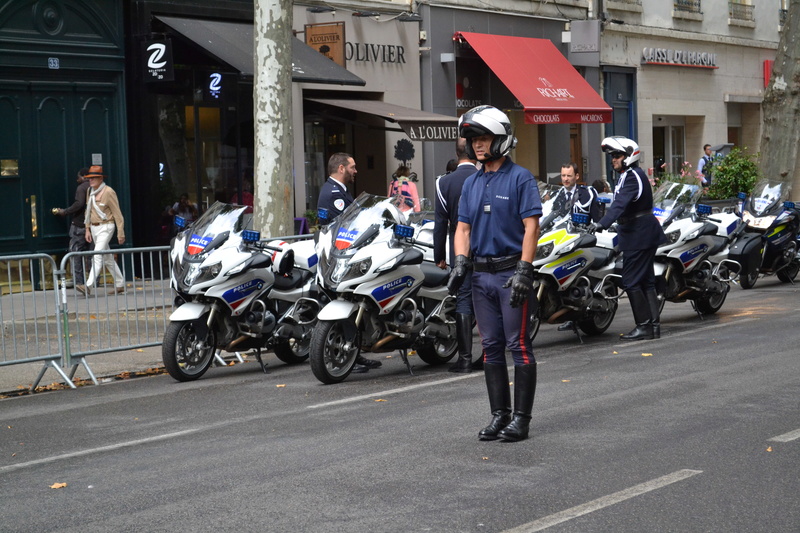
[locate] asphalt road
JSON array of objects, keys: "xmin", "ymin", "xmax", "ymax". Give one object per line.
[{"xmin": 1, "ymin": 278, "xmax": 798, "ymax": 532}]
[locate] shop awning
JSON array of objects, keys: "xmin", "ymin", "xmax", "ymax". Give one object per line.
[
  {"xmin": 157, "ymin": 16, "xmax": 365, "ymax": 86},
  {"xmin": 306, "ymin": 98, "xmax": 458, "ymax": 141},
  {"xmin": 454, "ymin": 32, "xmax": 612, "ymax": 124}
]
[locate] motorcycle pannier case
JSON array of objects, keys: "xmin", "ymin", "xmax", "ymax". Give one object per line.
[{"xmin": 727, "ymin": 233, "xmax": 762, "ymax": 273}]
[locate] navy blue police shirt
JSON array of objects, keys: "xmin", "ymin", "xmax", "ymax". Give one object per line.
[
  {"xmin": 598, "ymin": 165, "xmax": 666, "ymax": 251},
  {"xmin": 458, "ymin": 157, "xmax": 542, "ymax": 258},
  {"xmin": 434, "ymin": 162, "xmax": 477, "ymax": 265},
  {"xmin": 317, "ymin": 177, "xmax": 353, "ymax": 221}
]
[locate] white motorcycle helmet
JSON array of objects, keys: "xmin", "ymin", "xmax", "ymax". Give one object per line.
[
  {"xmin": 601, "ymin": 136, "xmax": 640, "ymax": 168},
  {"xmin": 458, "ymin": 105, "xmax": 517, "ymax": 161}
]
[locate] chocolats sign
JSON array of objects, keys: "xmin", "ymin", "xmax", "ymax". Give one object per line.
[{"xmin": 642, "ymin": 47, "xmax": 718, "ymax": 69}]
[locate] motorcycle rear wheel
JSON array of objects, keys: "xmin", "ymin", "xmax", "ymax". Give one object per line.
[
  {"xmin": 310, "ymin": 319, "xmax": 359, "ymax": 384},
  {"xmin": 694, "ymin": 284, "xmax": 728, "ymax": 315},
  {"xmin": 273, "ymin": 329, "xmax": 311, "ymax": 365},
  {"xmin": 777, "ymin": 260, "xmax": 800, "ymax": 283},
  {"xmin": 739, "ymin": 268, "xmax": 758, "ymax": 290},
  {"xmin": 416, "ymin": 326, "xmax": 458, "ymax": 365},
  {"xmin": 578, "ymin": 285, "xmax": 619, "ymax": 335},
  {"xmin": 162, "ymin": 320, "xmax": 216, "ymax": 382}
]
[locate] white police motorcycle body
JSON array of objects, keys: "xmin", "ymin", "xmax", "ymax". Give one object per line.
[
  {"xmin": 165, "ymin": 202, "xmax": 320, "ymax": 381},
  {"xmin": 312, "ymin": 193, "xmax": 457, "ymax": 384}
]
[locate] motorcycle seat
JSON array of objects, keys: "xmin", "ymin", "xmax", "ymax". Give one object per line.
[
  {"xmin": 708, "ymin": 235, "xmax": 729, "ymax": 255},
  {"xmin": 698, "ymin": 222, "xmax": 719, "ymax": 238},
  {"xmin": 588, "ymin": 247, "xmax": 615, "ymax": 270},
  {"xmin": 420, "ymin": 262, "xmax": 450, "ymax": 288},
  {"xmin": 273, "ymin": 269, "xmax": 313, "ymax": 290}
]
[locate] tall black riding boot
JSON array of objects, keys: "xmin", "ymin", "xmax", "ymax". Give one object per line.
[
  {"xmin": 478, "ymin": 363, "xmax": 511, "ymax": 441},
  {"xmin": 645, "ymin": 289, "xmax": 661, "ymax": 339},
  {"xmin": 449, "ymin": 313, "xmax": 474, "ymax": 373},
  {"xmin": 621, "ymin": 290, "xmax": 654, "ymax": 341},
  {"xmin": 498, "ymin": 364, "xmax": 537, "ymax": 442}
]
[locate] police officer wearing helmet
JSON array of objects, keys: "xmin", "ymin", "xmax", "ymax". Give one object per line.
[
  {"xmin": 589, "ymin": 136, "xmax": 667, "ymax": 341},
  {"xmin": 448, "ymin": 105, "xmax": 543, "ymax": 443}
]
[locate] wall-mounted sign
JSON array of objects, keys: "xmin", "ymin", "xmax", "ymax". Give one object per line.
[
  {"xmin": 143, "ymin": 39, "xmax": 174, "ymax": 81},
  {"xmin": 305, "ymin": 22, "xmax": 345, "ymax": 67},
  {"xmin": 642, "ymin": 47, "xmax": 718, "ymax": 69},
  {"xmin": 402, "ymin": 123, "xmax": 458, "ymax": 142},
  {"xmin": 345, "ymin": 42, "xmax": 406, "ymax": 64},
  {"xmin": 208, "ymin": 73, "xmax": 222, "ymax": 99}
]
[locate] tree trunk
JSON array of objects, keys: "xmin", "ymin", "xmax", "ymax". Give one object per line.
[
  {"xmin": 760, "ymin": 0, "xmax": 800, "ymax": 191},
  {"xmin": 253, "ymin": 0, "xmax": 293, "ymax": 236}
]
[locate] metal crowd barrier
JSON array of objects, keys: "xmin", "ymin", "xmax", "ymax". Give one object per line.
[
  {"xmin": 1, "ymin": 254, "xmax": 66, "ymax": 385},
  {"xmin": 58, "ymin": 246, "xmax": 173, "ymax": 388},
  {"xmin": 1, "ymin": 233, "xmax": 312, "ymax": 392}
]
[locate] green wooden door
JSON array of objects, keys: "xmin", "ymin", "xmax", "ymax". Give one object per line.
[{"xmin": 0, "ymin": 76, "xmax": 124, "ymax": 255}]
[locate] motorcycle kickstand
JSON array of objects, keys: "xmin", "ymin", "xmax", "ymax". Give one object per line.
[
  {"xmin": 399, "ymin": 349, "xmax": 414, "ymax": 376},
  {"xmin": 254, "ymin": 348, "xmax": 269, "ymax": 374},
  {"xmin": 690, "ymin": 299, "xmax": 705, "ymax": 320},
  {"xmin": 570, "ymin": 322, "xmax": 585, "ymax": 344}
]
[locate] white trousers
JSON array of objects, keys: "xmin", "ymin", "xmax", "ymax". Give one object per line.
[{"xmin": 85, "ymin": 223, "xmax": 124, "ymax": 288}]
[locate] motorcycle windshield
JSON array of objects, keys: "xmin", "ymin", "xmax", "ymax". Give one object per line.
[
  {"xmin": 539, "ymin": 185, "xmax": 574, "ymax": 232},
  {"xmin": 330, "ymin": 193, "xmax": 407, "ymax": 255},
  {"xmin": 652, "ymin": 182, "xmax": 703, "ymax": 224},
  {"xmin": 184, "ymin": 202, "xmax": 251, "ymax": 256},
  {"xmin": 749, "ymin": 179, "xmax": 789, "ymax": 216}
]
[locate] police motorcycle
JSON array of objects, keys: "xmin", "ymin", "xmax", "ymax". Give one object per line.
[
  {"xmin": 529, "ymin": 204, "xmax": 621, "ymax": 342},
  {"xmin": 164, "ymin": 202, "xmax": 321, "ymax": 381},
  {"xmin": 311, "ymin": 193, "xmax": 457, "ymax": 384},
  {"xmin": 651, "ymin": 182, "xmax": 743, "ymax": 315},
  {"xmin": 728, "ymin": 179, "xmax": 800, "ymax": 289}
]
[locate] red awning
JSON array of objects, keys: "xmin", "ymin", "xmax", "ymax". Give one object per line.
[{"xmin": 454, "ymin": 32, "xmax": 612, "ymax": 125}]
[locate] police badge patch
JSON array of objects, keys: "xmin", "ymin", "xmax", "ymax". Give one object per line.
[{"xmin": 334, "ymin": 199, "xmax": 345, "ymax": 211}]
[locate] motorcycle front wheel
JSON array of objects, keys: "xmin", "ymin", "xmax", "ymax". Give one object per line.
[
  {"xmin": 310, "ymin": 319, "xmax": 359, "ymax": 384},
  {"xmin": 777, "ymin": 260, "xmax": 800, "ymax": 283},
  {"xmin": 162, "ymin": 320, "xmax": 217, "ymax": 382}
]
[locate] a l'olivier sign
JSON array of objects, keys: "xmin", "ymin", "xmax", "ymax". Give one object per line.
[
  {"xmin": 403, "ymin": 123, "xmax": 459, "ymax": 142},
  {"xmin": 642, "ymin": 47, "xmax": 718, "ymax": 69}
]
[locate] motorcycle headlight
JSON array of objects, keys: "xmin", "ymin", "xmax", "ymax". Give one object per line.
[
  {"xmin": 185, "ymin": 261, "xmax": 222, "ymax": 285},
  {"xmin": 330, "ymin": 258, "xmax": 371, "ymax": 283},
  {"xmin": 535, "ymin": 242, "xmax": 554, "ymax": 260},
  {"xmin": 665, "ymin": 230, "xmax": 680, "ymax": 244}
]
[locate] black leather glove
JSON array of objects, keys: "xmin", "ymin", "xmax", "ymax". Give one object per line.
[
  {"xmin": 447, "ymin": 254, "xmax": 472, "ymax": 295},
  {"xmin": 587, "ymin": 222, "xmax": 604, "ymax": 234},
  {"xmin": 502, "ymin": 261, "xmax": 535, "ymax": 308}
]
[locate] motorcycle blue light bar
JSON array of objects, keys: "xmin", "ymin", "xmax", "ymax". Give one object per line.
[
  {"xmin": 696, "ymin": 204, "xmax": 712, "ymax": 215},
  {"xmin": 175, "ymin": 216, "xmax": 186, "ymax": 228},
  {"xmin": 242, "ymin": 230, "xmax": 260, "ymax": 243},
  {"xmin": 394, "ymin": 224, "xmax": 414, "ymax": 239},
  {"xmin": 784, "ymin": 201, "xmax": 795, "ymax": 209},
  {"xmin": 737, "ymin": 192, "xmax": 747, "ymax": 200},
  {"xmin": 318, "ymin": 208, "xmax": 329, "ymax": 223},
  {"xmin": 598, "ymin": 196, "xmax": 611, "ymax": 204},
  {"xmin": 571, "ymin": 212, "xmax": 589, "ymax": 225}
]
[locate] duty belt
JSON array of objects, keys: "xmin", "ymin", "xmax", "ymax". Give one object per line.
[
  {"xmin": 618, "ymin": 210, "xmax": 651, "ymax": 225},
  {"xmin": 473, "ymin": 254, "xmax": 521, "ymax": 273}
]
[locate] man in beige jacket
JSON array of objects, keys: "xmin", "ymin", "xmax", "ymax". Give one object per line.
[{"xmin": 77, "ymin": 165, "xmax": 126, "ymax": 296}]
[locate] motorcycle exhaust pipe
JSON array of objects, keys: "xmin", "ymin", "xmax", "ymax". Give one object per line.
[
  {"xmin": 547, "ymin": 307, "xmax": 571, "ymax": 324},
  {"xmin": 226, "ymin": 335, "xmax": 250, "ymax": 351},
  {"xmin": 372, "ymin": 332, "xmax": 399, "ymax": 350}
]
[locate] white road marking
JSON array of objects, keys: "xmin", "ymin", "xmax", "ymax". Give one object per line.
[
  {"xmin": 768, "ymin": 428, "xmax": 800, "ymax": 442},
  {"xmin": 306, "ymin": 372, "xmax": 481, "ymax": 409},
  {"xmin": 0, "ymin": 427, "xmax": 216, "ymax": 475},
  {"xmin": 501, "ymin": 469, "xmax": 703, "ymax": 533},
  {"xmin": 610, "ymin": 317, "xmax": 759, "ymax": 349}
]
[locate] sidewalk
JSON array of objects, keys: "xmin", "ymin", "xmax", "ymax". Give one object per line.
[{"xmin": 0, "ymin": 345, "xmax": 166, "ymax": 396}]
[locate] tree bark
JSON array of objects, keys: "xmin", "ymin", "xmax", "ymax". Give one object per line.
[
  {"xmin": 760, "ymin": 0, "xmax": 800, "ymax": 191},
  {"xmin": 253, "ymin": 0, "xmax": 293, "ymax": 236}
]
